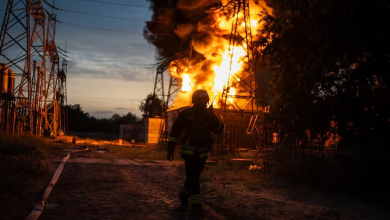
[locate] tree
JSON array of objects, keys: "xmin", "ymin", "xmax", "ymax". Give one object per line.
[
  {"xmin": 256, "ymin": 1, "xmax": 390, "ymax": 157},
  {"xmin": 139, "ymin": 94, "xmax": 164, "ymax": 118},
  {"xmin": 66, "ymin": 104, "xmax": 140, "ymax": 133}
]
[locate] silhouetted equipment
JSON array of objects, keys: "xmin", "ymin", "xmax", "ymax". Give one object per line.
[
  {"xmin": 216, "ymin": 0, "xmax": 267, "ymax": 154},
  {"xmin": 0, "ymin": 0, "xmax": 68, "ymax": 136},
  {"xmin": 153, "ymin": 57, "xmax": 182, "ymax": 146}
]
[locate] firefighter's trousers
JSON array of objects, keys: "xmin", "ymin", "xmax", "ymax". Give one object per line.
[{"xmin": 180, "ymin": 153, "xmax": 206, "ymax": 206}]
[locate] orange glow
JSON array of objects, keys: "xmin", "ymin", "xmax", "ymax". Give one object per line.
[
  {"xmin": 181, "ymin": 74, "xmax": 192, "ymax": 92},
  {"xmin": 167, "ymin": 0, "xmax": 272, "ymax": 109}
]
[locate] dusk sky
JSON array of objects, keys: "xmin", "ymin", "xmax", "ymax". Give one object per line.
[{"xmin": 1, "ymin": 0, "xmax": 158, "ymax": 118}]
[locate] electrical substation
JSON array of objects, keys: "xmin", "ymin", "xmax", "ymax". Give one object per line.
[{"xmin": 0, "ymin": 0, "xmax": 68, "ymax": 136}]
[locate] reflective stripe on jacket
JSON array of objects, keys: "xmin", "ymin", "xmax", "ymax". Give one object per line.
[{"xmin": 167, "ymin": 106, "xmax": 224, "ymax": 159}]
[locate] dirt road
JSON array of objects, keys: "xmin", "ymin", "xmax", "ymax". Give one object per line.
[{"xmin": 38, "ymin": 145, "xmax": 390, "ymax": 220}]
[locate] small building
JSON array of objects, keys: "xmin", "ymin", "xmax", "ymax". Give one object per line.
[{"xmin": 143, "ymin": 117, "xmax": 164, "ymax": 144}]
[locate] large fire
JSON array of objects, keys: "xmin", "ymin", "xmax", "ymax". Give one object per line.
[{"xmin": 168, "ymin": 0, "xmax": 271, "ymax": 109}]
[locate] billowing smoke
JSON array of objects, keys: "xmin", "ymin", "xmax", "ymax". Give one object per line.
[
  {"xmin": 144, "ymin": 0, "xmax": 273, "ymax": 109},
  {"xmin": 144, "ymin": 0, "xmax": 219, "ymax": 60}
]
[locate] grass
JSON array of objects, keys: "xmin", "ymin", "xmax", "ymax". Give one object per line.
[
  {"xmin": 201, "ymin": 157, "xmax": 271, "ymax": 191},
  {"xmin": 99, "ymin": 143, "xmax": 272, "ymax": 192},
  {"xmin": 101, "ymin": 144, "xmax": 182, "ymax": 161},
  {"xmin": 0, "ymin": 133, "xmax": 53, "ymax": 179},
  {"xmin": 0, "ymin": 133, "xmax": 51, "ymax": 156},
  {"xmin": 0, "ymin": 133, "xmax": 55, "ymax": 220}
]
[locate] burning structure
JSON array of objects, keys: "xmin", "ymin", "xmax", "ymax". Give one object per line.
[
  {"xmin": 145, "ymin": 0, "xmax": 273, "ymax": 153},
  {"xmin": 145, "ymin": 0, "xmax": 390, "ymax": 194}
]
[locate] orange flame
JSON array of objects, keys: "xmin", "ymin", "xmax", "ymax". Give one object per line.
[{"xmin": 168, "ymin": 0, "xmax": 272, "ymax": 109}]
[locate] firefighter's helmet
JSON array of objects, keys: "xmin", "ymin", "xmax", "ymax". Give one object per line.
[{"xmin": 192, "ymin": 89, "xmax": 209, "ymax": 105}]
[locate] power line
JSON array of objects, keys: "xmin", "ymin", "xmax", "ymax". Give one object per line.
[
  {"xmin": 59, "ymin": 21, "xmax": 177, "ymax": 36},
  {"xmin": 68, "ymin": 52, "xmax": 155, "ymax": 60},
  {"xmin": 64, "ymin": 0, "xmax": 206, "ymax": 11},
  {"xmin": 70, "ymin": 59, "xmax": 155, "ymax": 67},
  {"xmin": 60, "ymin": 8, "xmax": 163, "ymax": 23},
  {"xmin": 70, "ymin": 57, "xmax": 156, "ymax": 66},
  {"xmin": 79, "ymin": 0, "xmax": 149, "ymax": 8},
  {"xmin": 42, "ymin": 0, "xmax": 60, "ymax": 10},
  {"xmin": 60, "ymin": 21, "xmax": 138, "ymax": 33}
]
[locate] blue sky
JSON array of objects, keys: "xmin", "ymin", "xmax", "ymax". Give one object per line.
[{"xmin": 1, "ymin": 0, "xmax": 158, "ymax": 118}]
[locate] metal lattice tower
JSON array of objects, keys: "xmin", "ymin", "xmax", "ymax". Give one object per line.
[
  {"xmin": 1, "ymin": 0, "xmax": 67, "ymax": 136},
  {"xmin": 0, "ymin": 0, "xmax": 31, "ymax": 133},
  {"xmin": 58, "ymin": 51, "xmax": 68, "ymax": 135},
  {"xmin": 166, "ymin": 76, "xmax": 181, "ymax": 109},
  {"xmin": 220, "ymin": 0, "xmax": 256, "ymax": 116},
  {"xmin": 44, "ymin": 10, "xmax": 60, "ymax": 136},
  {"xmin": 166, "ymin": 55, "xmax": 181, "ymax": 110},
  {"xmin": 153, "ymin": 57, "xmax": 181, "ymax": 110},
  {"xmin": 153, "ymin": 59, "xmax": 169, "ymax": 110},
  {"xmin": 22, "ymin": 0, "xmax": 47, "ymax": 135},
  {"xmin": 154, "ymin": 57, "xmax": 181, "ymax": 146},
  {"xmin": 217, "ymin": 0, "xmax": 264, "ymax": 153}
]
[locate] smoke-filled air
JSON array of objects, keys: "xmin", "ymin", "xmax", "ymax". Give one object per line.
[{"xmin": 144, "ymin": 0, "xmax": 272, "ymax": 109}]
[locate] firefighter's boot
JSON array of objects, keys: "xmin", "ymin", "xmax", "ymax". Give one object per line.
[
  {"xmin": 179, "ymin": 186, "xmax": 189, "ymax": 207},
  {"xmin": 192, "ymin": 203, "xmax": 203, "ymax": 216},
  {"xmin": 191, "ymin": 194, "xmax": 202, "ymax": 216}
]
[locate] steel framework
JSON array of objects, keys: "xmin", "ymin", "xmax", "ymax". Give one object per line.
[
  {"xmin": 152, "ymin": 59, "xmax": 169, "ymax": 110},
  {"xmin": 44, "ymin": 10, "xmax": 60, "ymax": 135},
  {"xmin": 153, "ymin": 57, "xmax": 182, "ymax": 145},
  {"xmin": 217, "ymin": 0, "xmax": 266, "ymax": 154},
  {"xmin": 152, "ymin": 57, "xmax": 181, "ymax": 111},
  {"xmin": 0, "ymin": 0, "xmax": 67, "ymax": 136},
  {"xmin": 220, "ymin": 0, "xmax": 256, "ymax": 115},
  {"xmin": 0, "ymin": 0, "xmax": 30, "ymax": 133}
]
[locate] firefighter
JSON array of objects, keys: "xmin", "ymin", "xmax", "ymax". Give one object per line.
[{"xmin": 166, "ymin": 89, "xmax": 224, "ymax": 215}]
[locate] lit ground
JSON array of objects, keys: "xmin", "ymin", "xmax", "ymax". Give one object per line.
[{"xmin": 24, "ymin": 139, "xmax": 390, "ymax": 219}]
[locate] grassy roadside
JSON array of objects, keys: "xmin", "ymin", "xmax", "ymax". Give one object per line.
[
  {"xmin": 95, "ymin": 143, "xmax": 272, "ymax": 191},
  {"xmin": 0, "ymin": 134, "xmax": 56, "ymax": 220}
]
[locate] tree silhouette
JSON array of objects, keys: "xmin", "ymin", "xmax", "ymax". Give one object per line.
[{"xmin": 139, "ymin": 94, "xmax": 164, "ymax": 118}]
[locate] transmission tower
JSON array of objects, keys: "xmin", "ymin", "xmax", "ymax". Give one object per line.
[
  {"xmin": 0, "ymin": 0, "xmax": 31, "ymax": 134},
  {"xmin": 218, "ymin": 0, "xmax": 264, "ymax": 153},
  {"xmin": 1, "ymin": 0, "xmax": 66, "ymax": 136},
  {"xmin": 23, "ymin": 0, "xmax": 47, "ymax": 136},
  {"xmin": 221, "ymin": 0, "xmax": 256, "ymax": 115},
  {"xmin": 153, "ymin": 57, "xmax": 181, "ymax": 110},
  {"xmin": 57, "ymin": 48, "xmax": 68, "ymax": 135},
  {"xmin": 166, "ymin": 75, "xmax": 181, "ymax": 109},
  {"xmin": 44, "ymin": 9, "xmax": 60, "ymax": 136},
  {"xmin": 153, "ymin": 59, "xmax": 169, "ymax": 110}
]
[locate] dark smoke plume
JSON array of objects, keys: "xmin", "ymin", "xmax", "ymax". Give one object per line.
[
  {"xmin": 144, "ymin": 0, "xmax": 222, "ymax": 61},
  {"xmin": 144, "ymin": 0, "xmax": 273, "ymax": 108}
]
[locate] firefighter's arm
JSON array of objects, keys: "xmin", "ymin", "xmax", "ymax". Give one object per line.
[
  {"xmin": 167, "ymin": 111, "xmax": 186, "ymax": 160},
  {"xmin": 207, "ymin": 105, "xmax": 224, "ymax": 134},
  {"xmin": 210, "ymin": 115, "xmax": 224, "ymax": 134}
]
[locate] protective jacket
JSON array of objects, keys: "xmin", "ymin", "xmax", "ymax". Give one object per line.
[{"xmin": 167, "ymin": 105, "xmax": 224, "ymax": 159}]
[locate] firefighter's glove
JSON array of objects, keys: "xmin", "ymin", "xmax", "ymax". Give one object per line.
[
  {"xmin": 167, "ymin": 151, "xmax": 174, "ymax": 161},
  {"xmin": 206, "ymin": 104, "xmax": 215, "ymax": 118},
  {"xmin": 206, "ymin": 106, "xmax": 223, "ymax": 132},
  {"xmin": 166, "ymin": 141, "xmax": 176, "ymax": 161}
]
